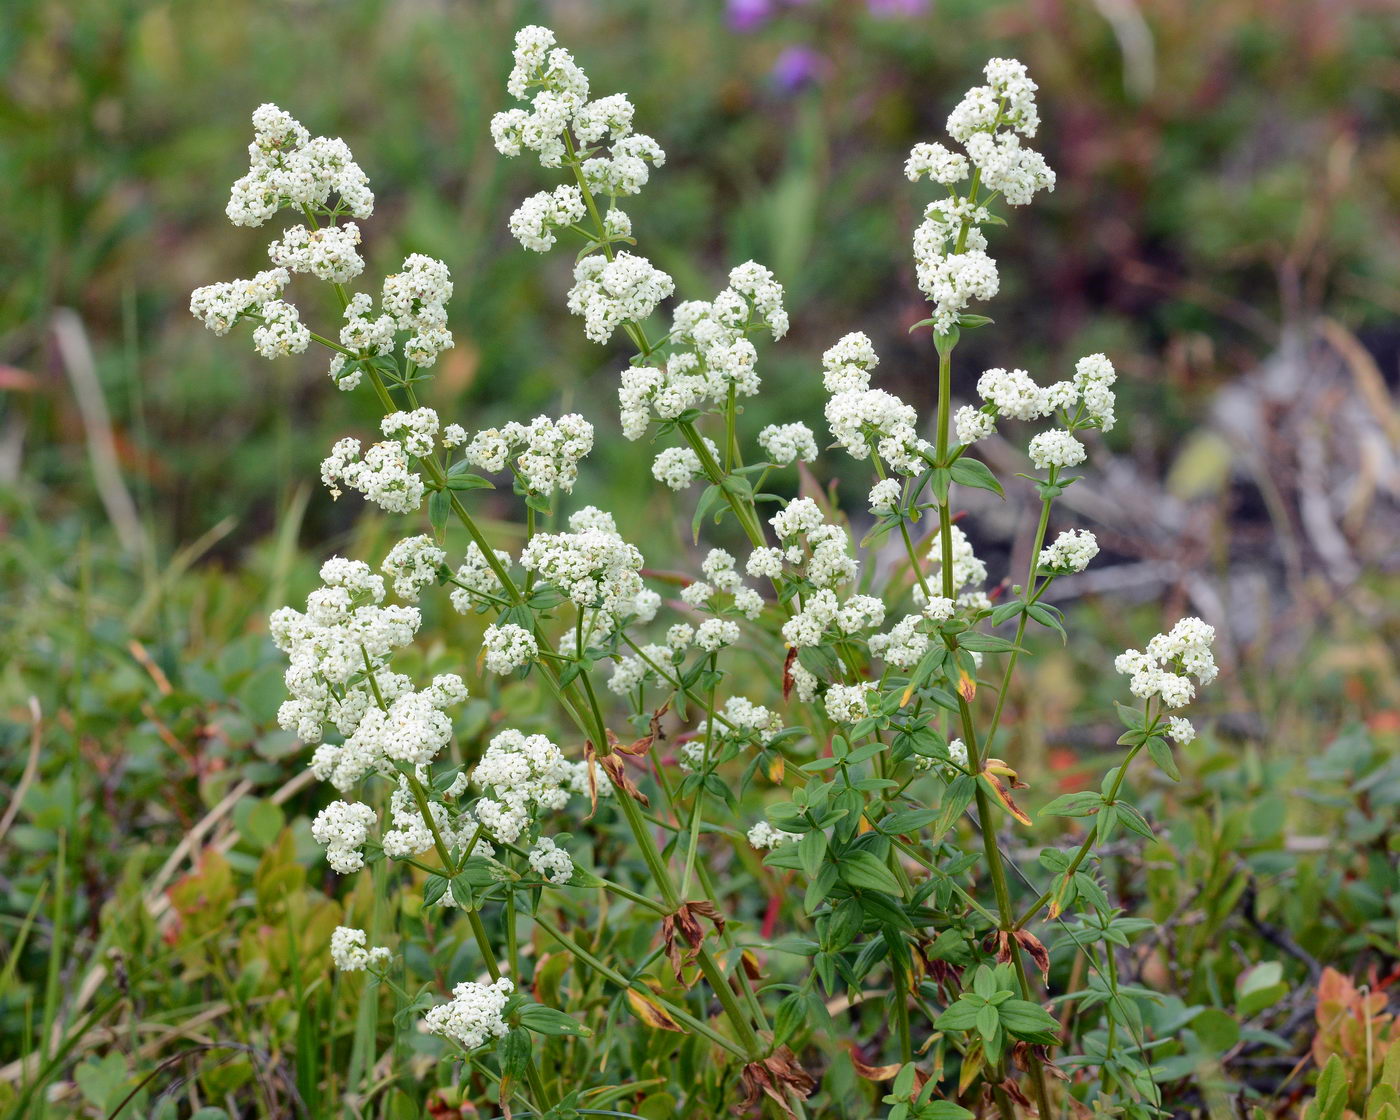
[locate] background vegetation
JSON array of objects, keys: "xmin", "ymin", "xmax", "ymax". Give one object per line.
[{"xmin": 2, "ymin": 0, "xmax": 1397, "ymax": 1116}]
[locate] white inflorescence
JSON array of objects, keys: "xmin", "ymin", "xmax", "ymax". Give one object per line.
[
  {"xmin": 268, "ymin": 222, "xmax": 365, "ymax": 284},
  {"xmin": 510, "ymin": 185, "xmax": 587, "ymax": 252},
  {"xmin": 519, "ymin": 507, "xmax": 645, "ymax": 634},
  {"xmin": 824, "ymin": 683, "xmax": 875, "ymax": 724},
  {"xmin": 382, "ymin": 535, "xmax": 447, "ymax": 601},
  {"xmin": 311, "ymin": 800, "xmax": 378, "ymax": 874},
  {"xmin": 482, "ymin": 622, "xmax": 540, "ymax": 674},
  {"xmin": 868, "ymin": 478, "xmax": 902, "ymax": 515},
  {"xmin": 320, "ymin": 437, "xmax": 425, "ymax": 513},
  {"xmin": 1114, "ymin": 616, "xmax": 1218, "ymax": 713},
  {"xmin": 251, "ymin": 300, "xmax": 311, "ymax": 359},
  {"xmin": 269, "ymin": 557, "xmax": 420, "ymax": 743},
  {"xmin": 923, "ymin": 524, "xmax": 988, "ymax": 608},
  {"xmin": 617, "ymin": 261, "xmax": 788, "ymax": 438},
  {"xmin": 193, "ymin": 104, "xmax": 384, "ymax": 365},
  {"xmin": 1028, "ymin": 429, "xmax": 1087, "ymax": 471},
  {"xmin": 190, "ymin": 268, "xmax": 290, "ymax": 336},
  {"xmin": 424, "ymin": 976, "xmax": 514, "ymax": 1051},
  {"xmin": 907, "ymin": 59, "xmax": 1054, "ymax": 333},
  {"xmin": 330, "ymin": 926, "xmax": 391, "ymax": 971},
  {"xmin": 381, "ymin": 254, "xmax": 455, "ymax": 367},
  {"xmin": 1038, "ymin": 528, "xmax": 1099, "ymax": 574},
  {"xmin": 309, "ymin": 674, "xmax": 465, "ymax": 792},
  {"xmin": 747, "ymin": 821, "xmax": 802, "ymax": 850},
  {"xmin": 527, "ymin": 836, "xmax": 575, "ymax": 884},
  {"xmin": 225, "ymin": 103, "xmax": 374, "ymax": 229},
  {"xmin": 868, "ymin": 613, "xmax": 932, "ymax": 669},
  {"xmin": 819, "ymin": 332, "xmax": 929, "ymax": 476},
  {"xmin": 464, "ymin": 414, "xmax": 594, "ymax": 494},
  {"xmin": 449, "ymin": 543, "xmax": 513, "ymax": 613},
  {"xmin": 758, "ymin": 422, "xmax": 818, "ymax": 467},
  {"xmin": 471, "ymin": 729, "xmax": 576, "ymax": 844},
  {"xmin": 568, "ymin": 251, "xmax": 676, "ymax": 344},
  {"xmin": 766, "ymin": 497, "xmax": 860, "ymax": 592}
]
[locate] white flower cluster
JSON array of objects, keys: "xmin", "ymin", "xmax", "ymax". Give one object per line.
[
  {"xmin": 251, "ymin": 299, "xmax": 311, "ymax": 359},
  {"xmin": 268, "ymin": 222, "xmax": 365, "ymax": 284},
  {"xmin": 190, "ymin": 268, "xmax": 290, "ymax": 336},
  {"xmin": 321, "ymin": 437, "xmax": 425, "ymax": 513},
  {"xmin": 821, "ymin": 333, "xmax": 929, "ymax": 474},
  {"xmin": 679, "ymin": 548, "xmax": 765, "ymax": 622},
  {"xmin": 450, "ymin": 543, "xmax": 513, "ymax": 613},
  {"xmin": 471, "ymin": 729, "xmax": 575, "ymax": 844},
  {"xmin": 510, "ymin": 185, "xmax": 587, "ymax": 252},
  {"xmin": 310, "ymin": 674, "xmax": 466, "ymax": 792},
  {"xmin": 915, "ymin": 736, "xmax": 970, "ymax": 773},
  {"xmin": 568, "ymin": 251, "xmax": 676, "ymax": 344},
  {"xmin": 424, "ymin": 976, "xmax": 514, "ymax": 1051},
  {"xmin": 269, "ymin": 558, "xmax": 420, "ymax": 743},
  {"xmin": 908, "ymin": 59, "xmax": 1054, "ymax": 332},
  {"xmin": 607, "ymin": 642, "xmax": 675, "ymax": 696},
  {"xmin": 868, "ymin": 478, "xmax": 902, "ymax": 515},
  {"xmin": 905, "ymin": 142, "xmax": 969, "ymax": 185},
  {"xmin": 493, "ymin": 25, "xmax": 672, "ymax": 336},
  {"xmin": 382, "ymin": 535, "xmax": 447, "ymax": 601},
  {"xmin": 1071, "ymin": 352, "xmax": 1118, "ymax": 432},
  {"xmin": 519, "ymin": 507, "xmax": 645, "ymax": 630},
  {"xmin": 482, "ymin": 622, "xmax": 539, "ymax": 674},
  {"xmin": 312, "ymin": 800, "xmax": 378, "ymax": 874},
  {"xmin": 761, "ymin": 497, "xmax": 859, "ymax": 591},
  {"xmin": 382, "ymin": 773, "xmax": 470, "ymax": 861},
  {"xmin": 619, "ymin": 262, "xmax": 788, "ymax": 439},
  {"xmin": 527, "ymin": 836, "xmax": 574, "ymax": 884},
  {"xmin": 747, "ymin": 821, "xmax": 801, "ymax": 850},
  {"xmin": 689, "ymin": 697, "xmax": 782, "ymax": 763},
  {"xmin": 381, "ymin": 254, "xmax": 455, "ymax": 367},
  {"xmin": 1038, "ymin": 528, "xmax": 1099, "ymax": 574},
  {"xmin": 868, "ymin": 613, "xmax": 932, "ymax": 669},
  {"xmin": 651, "ymin": 439, "xmax": 716, "ymax": 491},
  {"xmin": 331, "ymin": 293, "xmax": 399, "ymax": 389},
  {"xmin": 1028, "ymin": 428, "xmax": 1087, "ymax": 471},
  {"xmin": 781, "ymin": 588, "xmax": 887, "ymax": 649},
  {"xmin": 225, "ymin": 103, "xmax": 373, "ymax": 229},
  {"xmin": 464, "ymin": 413, "xmax": 594, "ymax": 494},
  {"xmin": 825, "ymin": 683, "xmax": 875, "ymax": 724},
  {"xmin": 1114, "ymin": 617, "xmax": 1218, "ymax": 712},
  {"xmin": 956, "ymin": 355, "xmax": 1116, "ymax": 450},
  {"xmin": 330, "ymin": 926, "xmax": 391, "ymax": 972},
  {"xmin": 380, "ymin": 407, "xmax": 439, "ymax": 457},
  {"xmin": 758, "ymin": 422, "xmax": 819, "ymax": 467}
]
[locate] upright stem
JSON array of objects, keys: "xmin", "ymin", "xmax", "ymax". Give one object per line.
[
  {"xmin": 984, "ymin": 480, "xmax": 1057, "ymax": 754},
  {"xmin": 934, "ymin": 323, "xmax": 1053, "ymax": 1117},
  {"xmin": 935, "ymin": 345, "xmax": 955, "ymax": 599}
]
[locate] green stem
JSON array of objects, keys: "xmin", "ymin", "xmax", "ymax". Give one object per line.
[
  {"xmin": 983, "ymin": 479, "xmax": 1057, "ymax": 754},
  {"xmin": 1013, "ymin": 737, "xmax": 1149, "ymax": 930},
  {"xmin": 528, "ymin": 912, "xmax": 749, "ymax": 1059}
]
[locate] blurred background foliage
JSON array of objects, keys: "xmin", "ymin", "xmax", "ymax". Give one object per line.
[{"xmin": 2, "ymin": 0, "xmax": 1399, "ymax": 1116}]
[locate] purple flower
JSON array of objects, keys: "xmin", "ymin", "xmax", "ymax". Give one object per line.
[
  {"xmin": 867, "ymin": 0, "xmax": 930, "ymax": 17},
  {"xmin": 727, "ymin": 0, "xmax": 775, "ymax": 32},
  {"xmin": 771, "ymin": 46, "xmax": 828, "ymax": 93}
]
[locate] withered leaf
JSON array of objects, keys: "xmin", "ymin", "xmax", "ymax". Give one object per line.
[
  {"xmin": 625, "ymin": 987, "xmax": 684, "ymax": 1032},
  {"xmin": 1014, "ymin": 929, "xmax": 1051, "ymax": 983},
  {"xmin": 734, "ymin": 1046, "xmax": 815, "ymax": 1119},
  {"xmin": 661, "ymin": 900, "xmax": 726, "ymax": 984}
]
